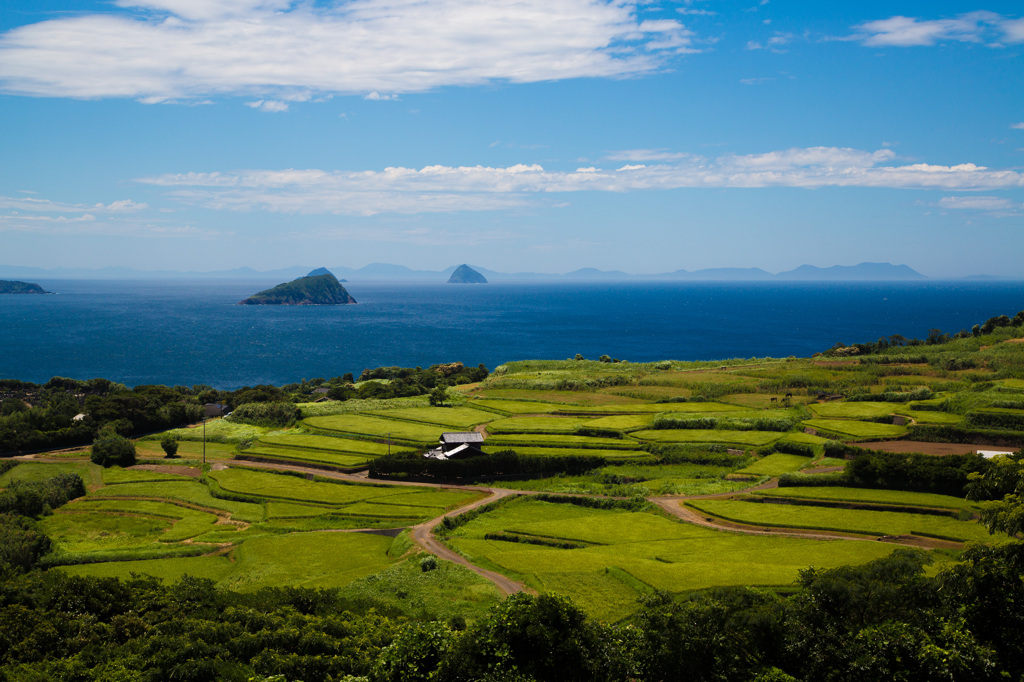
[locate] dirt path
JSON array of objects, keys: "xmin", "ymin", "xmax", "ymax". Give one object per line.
[{"xmin": 409, "ymin": 488, "xmax": 530, "ymax": 596}]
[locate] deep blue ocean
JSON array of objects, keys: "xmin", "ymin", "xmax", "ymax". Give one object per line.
[{"xmin": 1, "ymin": 279, "xmax": 1021, "ymax": 389}]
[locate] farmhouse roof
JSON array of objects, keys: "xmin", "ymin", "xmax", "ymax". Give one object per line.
[{"xmin": 440, "ymin": 432, "xmax": 484, "ymax": 444}]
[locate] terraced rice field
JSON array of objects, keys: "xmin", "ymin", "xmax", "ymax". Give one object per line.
[
  {"xmin": 365, "ymin": 406, "xmax": 497, "ymax": 428},
  {"xmin": 632, "ymin": 429, "xmax": 782, "ymax": 447},
  {"xmin": 733, "ymin": 453, "xmax": 812, "ymax": 477},
  {"xmin": 802, "ymin": 419, "xmax": 908, "ymax": 439},
  {"xmin": 446, "ymin": 498, "xmax": 901, "ymax": 621},
  {"xmin": 484, "ymin": 433, "xmax": 641, "ymax": 449},
  {"xmin": 753, "ymin": 486, "xmax": 979, "ymax": 511},
  {"xmin": 487, "ymin": 416, "xmax": 594, "ymax": 433},
  {"xmin": 685, "ymin": 498, "xmax": 995, "ymax": 543},
  {"xmin": 304, "ymin": 414, "xmax": 445, "ymax": 443}
]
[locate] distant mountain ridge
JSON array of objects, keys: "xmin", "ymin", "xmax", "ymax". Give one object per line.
[{"xmin": 0, "ymin": 261, "xmax": 964, "ymax": 282}]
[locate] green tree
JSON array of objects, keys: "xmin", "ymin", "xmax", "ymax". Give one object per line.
[
  {"xmin": 428, "ymin": 386, "xmax": 448, "ymax": 407},
  {"xmin": 90, "ymin": 433, "xmax": 136, "ymax": 468},
  {"xmin": 160, "ymin": 437, "xmax": 179, "ymax": 458}
]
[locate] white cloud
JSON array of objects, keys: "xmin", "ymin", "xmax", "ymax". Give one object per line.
[
  {"xmin": 606, "ymin": 149, "xmax": 690, "ymax": 162},
  {"xmin": 1012, "ymin": 122, "xmax": 1024, "ymax": 130},
  {"xmin": 745, "ymin": 32, "xmax": 792, "ymax": 51},
  {"xmin": 0, "ymin": 0, "xmax": 697, "ymax": 101},
  {"xmin": 135, "ymin": 146, "xmax": 1024, "ymax": 216},
  {"xmin": 852, "ymin": 11, "xmax": 1023, "ymax": 47},
  {"xmin": 0, "ymin": 193, "xmax": 218, "ymax": 237},
  {"xmin": 246, "ymin": 99, "xmax": 290, "ymax": 112},
  {"xmin": 364, "ymin": 92, "xmax": 399, "ymax": 101},
  {"xmin": 938, "ymin": 196, "xmax": 1019, "ymax": 213},
  {"xmin": 0, "ymin": 195, "xmax": 147, "ymax": 214}
]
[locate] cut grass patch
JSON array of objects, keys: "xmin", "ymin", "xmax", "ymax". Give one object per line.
[
  {"xmin": 810, "ymin": 402, "xmax": 895, "ymax": 419},
  {"xmin": 224, "ymin": 531, "xmax": 397, "ymax": 591},
  {"xmin": 303, "ymin": 414, "xmax": 443, "ymax": 443},
  {"xmin": 632, "ymin": 429, "xmax": 782, "ymax": 447},
  {"xmin": 803, "ymin": 419, "xmax": 908, "ymax": 440},
  {"xmin": 487, "ymin": 416, "xmax": 595, "ymax": 434},
  {"xmin": 365, "ymin": 406, "xmax": 498, "ymax": 428},
  {"xmin": 754, "ymin": 486, "xmax": 979, "ymax": 512},
  {"xmin": 484, "ymin": 433, "xmax": 640, "ymax": 450},
  {"xmin": 446, "ymin": 498, "xmax": 901, "ymax": 619},
  {"xmin": 686, "ymin": 498, "xmax": 994, "ymax": 543},
  {"xmin": 734, "ymin": 453, "xmax": 812, "ymax": 477}
]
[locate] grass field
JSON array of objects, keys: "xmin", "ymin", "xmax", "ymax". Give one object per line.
[
  {"xmin": 101, "ymin": 466, "xmax": 195, "ymax": 484},
  {"xmin": 802, "ymin": 419, "xmax": 908, "ymax": 439},
  {"xmin": 754, "ymin": 486, "xmax": 979, "ymax": 511},
  {"xmin": 224, "ymin": 531, "xmax": 399, "ymax": 591},
  {"xmin": 241, "ymin": 446, "xmax": 374, "ymax": 468},
  {"xmin": 208, "ymin": 468, "xmax": 481, "ymax": 518},
  {"xmin": 446, "ymin": 498, "xmax": 901, "ymax": 621},
  {"xmin": 487, "ymin": 416, "xmax": 594, "ymax": 433},
  {"xmin": 686, "ymin": 498, "xmax": 994, "ymax": 543},
  {"xmin": 304, "ymin": 414, "xmax": 444, "ymax": 443},
  {"xmin": 810, "ymin": 402, "xmax": 896, "ymax": 419},
  {"xmin": 632, "ymin": 429, "xmax": 782, "ymax": 447},
  {"xmin": 135, "ymin": 440, "xmax": 239, "ymax": 461},
  {"xmin": 483, "ymin": 433, "xmax": 640, "ymax": 449},
  {"xmin": 488, "ymin": 461, "xmax": 749, "ymax": 496},
  {"xmin": 481, "ymin": 446, "xmax": 653, "ymax": 461},
  {"xmin": 583, "ymin": 414, "xmax": 656, "ymax": 430},
  {"xmin": 59, "ymin": 555, "xmax": 235, "ymax": 583},
  {"xmin": 365, "ymin": 406, "xmax": 497, "ymax": 428},
  {"xmin": 89, "ymin": 479, "xmax": 266, "ymax": 523},
  {"xmin": 258, "ymin": 432, "xmax": 406, "ymax": 455},
  {"xmin": 149, "ymin": 419, "xmax": 273, "ymax": 444},
  {"xmin": 734, "ymin": 453, "xmax": 812, "ymax": 477},
  {"xmin": 1, "ymin": 460, "xmax": 99, "ymax": 486}
]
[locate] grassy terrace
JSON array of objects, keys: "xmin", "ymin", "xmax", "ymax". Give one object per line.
[
  {"xmin": 753, "ymin": 486, "xmax": 980, "ymax": 512},
  {"xmin": 685, "ymin": 498, "xmax": 996, "ymax": 543},
  {"xmin": 445, "ymin": 497, "xmax": 900, "ymax": 621},
  {"xmin": 802, "ymin": 418, "xmax": 908, "ymax": 439},
  {"xmin": 733, "ymin": 453, "xmax": 812, "ymax": 477},
  {"xmin": 303, "ymin": 414, "xmax": 445, "ymax": 443},
  {"xmin": 632, "ymin": 429, "xmax": 783, "ymax": 447}
]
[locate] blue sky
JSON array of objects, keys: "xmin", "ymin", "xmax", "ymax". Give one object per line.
[{"xmin": 1, "ymin": 0, "xmax": 1022, "ymax": 277}]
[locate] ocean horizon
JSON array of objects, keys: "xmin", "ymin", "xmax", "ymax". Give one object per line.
[{"xmin": 2, "ymin": 279, "xmax": 1021, "ymax": 390}]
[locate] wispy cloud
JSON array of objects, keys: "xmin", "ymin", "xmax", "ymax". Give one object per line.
[
  {"xmin": 851, "ymin": 11, "xmax": 1024, "ymax": 47},
  {"xmin": 135, "ymin": 147, "xmax": 1024, "ymax": 216},
  {"xmin": 1012, "ymin": 122, "xmax": 1024, "ymax": 130},
  {"xmin": 938, "ymin": 196, "xmax": 1021, "ymax": 214},
  {"xmin": 0, "ymin": 193, "xmax": 221, "ymax": 237},
  {"xmin": 0, "ymin": 0, "xmax": 697, "ymax": 101},
  {"xmin": 246, "ymin": 99, "xmax": 289, "ymax": 113}
]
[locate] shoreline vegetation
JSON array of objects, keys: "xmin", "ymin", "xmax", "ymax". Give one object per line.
[{"xmin": 1, "ymin": 308, "xmax": 1024, "ymax": 679}]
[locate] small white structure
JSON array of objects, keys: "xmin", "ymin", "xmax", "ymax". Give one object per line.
[
  {"xmin": 425, "ymin": 432, "xmax": 485, "ymax": 461},
  {"xmin": 977, "ymin": 450, "xmax": 1015, "ymax": 459}
]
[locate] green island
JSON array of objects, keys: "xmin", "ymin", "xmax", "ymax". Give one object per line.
[
  {"xmin": 2, "ymin": 309, "xmax": 1024, "ymax": 680},
  {"xmin": 447, "ymin": 263, "xmax": 488, "ymax": 284},
  {"xmin": 239, "ymin": 268, "xmax": 357, "ymax": 305},
  {"xmin": 0, "ymin": 279, "xmax": 51, "ymax": 294}
]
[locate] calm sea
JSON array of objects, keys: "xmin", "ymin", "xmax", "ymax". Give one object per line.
[{"xmin": 1, "ymin": 279, "xmax": 1021, "ymax": 389}]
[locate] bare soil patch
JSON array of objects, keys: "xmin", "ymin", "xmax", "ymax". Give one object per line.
[{"xmin": 130, "ymin": 464, "xmax": 202, "ymax": 478}]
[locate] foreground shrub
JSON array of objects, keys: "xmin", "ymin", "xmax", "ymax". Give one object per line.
[
  {"xmin": 228, "ymin": 401, "xmax": 300, "ymax": 428},
  {"xmin": 90, "ymin": 433, "xmax": 136, "ymax": 467}
]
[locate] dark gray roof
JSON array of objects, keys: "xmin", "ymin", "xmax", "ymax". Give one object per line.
[{"xmin": 440, "ymin": 432, "xmax": 484, "ymax": 444}]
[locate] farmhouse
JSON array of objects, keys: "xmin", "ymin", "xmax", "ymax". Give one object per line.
[{"xmin": 425, "ymin": 431, "xmax": 485, "ymax": 460}]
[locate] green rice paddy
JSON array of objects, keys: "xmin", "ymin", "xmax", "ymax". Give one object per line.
[
  {"xmin": 686, "ymin": 498, "xmax": 994, "ymax": 543},
  {"xmin": 802, "ymin": 419, "xmax": 908, "ymax": 439}
]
